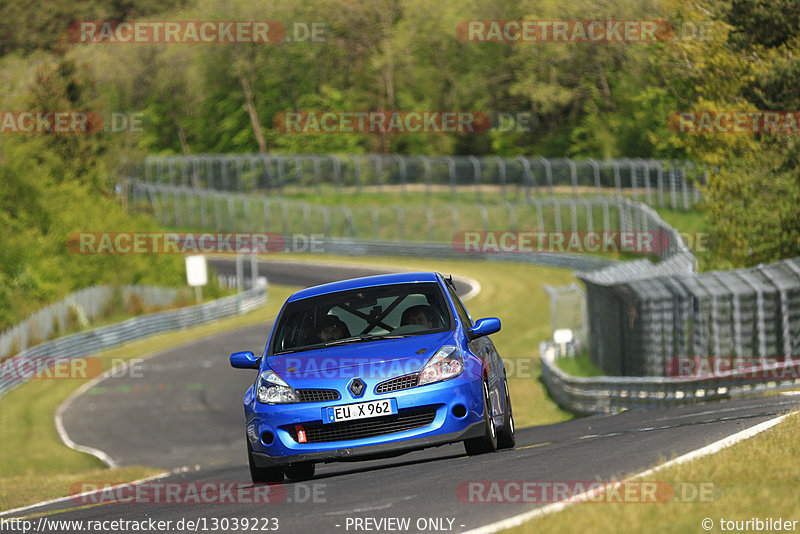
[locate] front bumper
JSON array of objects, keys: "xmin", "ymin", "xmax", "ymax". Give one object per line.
[
  {"xmin": 245, "ymin": 375, "xmax": 485, "ymax": 466},
  {"xmin": 250, "ymin": 422, "xmax": 484, "ymax": 467}
]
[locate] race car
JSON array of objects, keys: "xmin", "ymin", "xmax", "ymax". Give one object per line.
[{"xmin": 230, "ymin": 271, "xmax": 514, "ymax": 482}]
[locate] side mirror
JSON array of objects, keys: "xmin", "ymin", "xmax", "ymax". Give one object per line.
[
  {"xmin": 230, "ymin": 351, "xmax": 261, "ymax": 369},
  {"xmin": 469, "ymin": 317, "xmax": 501, "ymax": 339}
]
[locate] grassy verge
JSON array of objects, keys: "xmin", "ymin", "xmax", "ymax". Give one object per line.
[
  {"xmin": 652, "ymin": 206, "xmax": 729, "ymax": 271},
  {"xmin": 0, "ymin": 284, "xmax": 296, "ymax": 512},
  {"xmin": 0, "ymin": 254, "xmax": 575, "ymax": 511},
  {"xmin": 554, "ymin": 351, "xmax": 603, "ymax": 377},
  {"xmin": 506, "ymin": 410, "xmax": 800, "ymax": 534}
]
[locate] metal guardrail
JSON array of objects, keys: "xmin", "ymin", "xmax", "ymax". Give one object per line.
[
  {"xmin": 0, "ymin": 285, "xmax": 185, "ymax": 361},
  {"xmin": 540, "ymin": 341, "xmax": 800, "ymax": 415},
  {"xmin": 134, "ymin": 154, "xmax": 704, "ymax": 210},
  {"xmin": 0, "ymin": 285, "xmax": 266, "ymax": 399},
  {"xmin": 318, "ymin": 237, "xmax": 613, "ymax": 271}
]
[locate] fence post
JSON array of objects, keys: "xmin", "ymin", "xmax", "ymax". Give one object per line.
[
  {"xmin": 469, "ymin": 156, "xmax": 482, "ymax": 204},
  {"xmin": 313, "ymin": 155, "xmax": 322, "ymax": 194},
  {"xmin": 421, "ymin": 156, "xmax": 432, "ymax": 199},
  {"xmin": 587, "ymin": 158, "xmax": 602, "ymax": 199},
  {"xmin": 494, "ymin": 156, "xmax": 507, "ymax": 201},
  {"xmin": 331, "ymin": 155, "xmax": 342, "ymax": 193},
  {"xmin": 394, "ymin": 154, "xmax": 407, "ymax": 196},
  {"xmin": 518, "ymin": 156, "xmax": 534, "ymax": 203},
  {"xmin": 370, "ymin": 154, "xmax": 383, "ymax": 192},
  {"xmin": 565, "ymin": 158, "xmax": 578, "ymax": 200},
  {"xmin": 445, "ymin": 156, "xmax": 456, "ymax": 200},
  {"xmin": 538, "ymin": 157, "xmax": 553, "ymax": 196}
]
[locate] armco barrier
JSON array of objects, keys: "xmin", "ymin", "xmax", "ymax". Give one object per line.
[
  {"xmin": 0, "ymin": 285, "xmax": 184, "ymax": 361},
  {"xmin": 540, "ymin": 342, "xmax": 800, "ymax": 415},
  {"xmin": 0, "ymin": 285, "xmax": 266, "ymax": 399}
]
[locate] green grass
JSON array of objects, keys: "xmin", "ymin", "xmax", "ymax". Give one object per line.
[
  {"xmin": 506, "ymin": 410, "xmax": 800, "ymax": 534},
  {"xmin": 554, "ymin": 351, "xmax": 604, "ymax": 377},
  {"xmin": 0, "ymin": 254, "xmax": 576, "ymax": 512},
  {"xmin": 653, "ymin": 206, "xmax": 723, "ymax": 271}
]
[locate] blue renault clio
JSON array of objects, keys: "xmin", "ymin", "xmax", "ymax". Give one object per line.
[{"xmin": 230, "ymin": 272, "xmax": 515, "ymax": 482}]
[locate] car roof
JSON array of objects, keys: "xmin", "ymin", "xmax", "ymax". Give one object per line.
[{"xmin": 287, "ymin": 272, "xmax": 442, "ymax": 302}]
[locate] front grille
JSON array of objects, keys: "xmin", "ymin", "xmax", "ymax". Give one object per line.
[
  {"xmin": 286, "ymin": 407, "xmax": 437, "ymax": 444},
  {"xmin": 375, "ymin": 373, "xmax": 419, "ymax": 394},
  {"xmin": 296, "ymin": 389, "xmax": 340, "ymax": 403}
]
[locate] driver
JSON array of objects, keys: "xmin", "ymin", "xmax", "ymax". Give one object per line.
[
  {"xmin": 400, "ymin": 305, "xmax": 436, "ymax": 329},
  {"xmin": 318, "ymin": 315, "xmax": 350, "ymax": 342}
]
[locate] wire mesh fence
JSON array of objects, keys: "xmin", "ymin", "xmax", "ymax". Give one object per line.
[
  {"xmin": 129, "ymin": 154, "xmax": 704, "ymax": 210},
  {"xmin": 130, "ymin": 181, "xmax": 689, "ymax": 263},
  {"xmin": 580, "ymin": 257, "xmax": 800, "ymax": 376}
]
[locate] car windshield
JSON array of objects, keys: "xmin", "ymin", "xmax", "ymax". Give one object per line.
[{"xmin": 270, "ymin": 282, "xmax": 452, "ymax": 354}]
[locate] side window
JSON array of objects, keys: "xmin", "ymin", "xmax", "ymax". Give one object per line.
[{"xmin": 445, "ymin": 282, "xmax": 472, "ymax": 328}]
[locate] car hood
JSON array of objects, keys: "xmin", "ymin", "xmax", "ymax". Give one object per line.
[{"xmin": 266, "ymin": 331, "xmax": 454, "ymax": 382}]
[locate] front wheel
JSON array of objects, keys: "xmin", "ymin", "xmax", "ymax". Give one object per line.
[
  {"xmin": 284, "ymin": 461, "xmax": 315, "ymax": 481},
  {"xmin": 248, "ymin": 440, "xmax": 284, "ymax": 483},
  {"xmin": 464, "ymin": 381, "xmax": 498, "ymax": 455},
  {"xmin": 496, "ymin": 376, "xmax": 515, "ymax": 449}
]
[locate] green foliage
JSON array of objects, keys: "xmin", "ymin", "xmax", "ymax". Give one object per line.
[
  {"xmin": 1, "ymin": 0, "xmax": 799, "ymax": 322},
  {"xmin": 0, "ymin": 52, "xmax": 184, "ymax": 331}
]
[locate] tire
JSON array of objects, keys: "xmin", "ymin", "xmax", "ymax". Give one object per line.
[
  {"xmin": 464, "ymin": 381, "xmax": 498, "ymax": 455},
  {"xmin": 247, "ymin": 440, "xmax": 284, "ymax": 483},
  {"xmin": 284, "ymin": 462, "xmax": 316, "ymax": 481},
  {"xmin": 496, "ymin": 376, "xmax": 516, "ymax": 449}
]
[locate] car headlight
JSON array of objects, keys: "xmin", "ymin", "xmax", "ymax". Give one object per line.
[
  {"xmin": 256, "ymin": 369, "xmax": 298, "ymax": 404},
  {"xmin": 418, "ymin": 345, "xmax": 464, "ymax": 386}
]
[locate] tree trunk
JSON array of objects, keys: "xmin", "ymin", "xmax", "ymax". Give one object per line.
[{"xmin": 240, "ymin": 76, "xmax": 268, "ymax": 153}]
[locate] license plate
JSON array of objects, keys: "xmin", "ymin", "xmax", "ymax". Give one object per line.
[{"xmin": 323, "ymin": 399, "xmax": 397, "ymax": 424}]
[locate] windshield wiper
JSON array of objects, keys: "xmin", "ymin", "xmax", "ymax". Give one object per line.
[
  {"xmin": 273, "ymin": 334, "xmax": 410, "ymax": 355},
  {"xmin": 321, "ymin": 334, "xmax": 409, "ymax": 347}
]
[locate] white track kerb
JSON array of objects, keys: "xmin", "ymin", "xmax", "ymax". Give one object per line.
[
  {"xmin": 462, "ymin": 413, "xmax": 793, "ymax": 534},
  {"xmin": 54, "ymin": 359, "xmax": 137, "ymax": 469}
]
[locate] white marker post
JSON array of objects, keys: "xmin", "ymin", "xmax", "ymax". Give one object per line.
[{"xmin": 185, "ymin": 255, "xmax": 208, "ymax": 304}]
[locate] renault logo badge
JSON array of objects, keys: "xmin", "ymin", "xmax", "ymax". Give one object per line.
[{"xmin": 349, "ymin": 378, "xmax": 366, "ymax": 397}]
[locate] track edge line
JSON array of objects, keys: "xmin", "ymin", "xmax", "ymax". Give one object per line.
[{"xmin": 462, "ymin": 412, "xmax": 793, "ymax": 534}]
